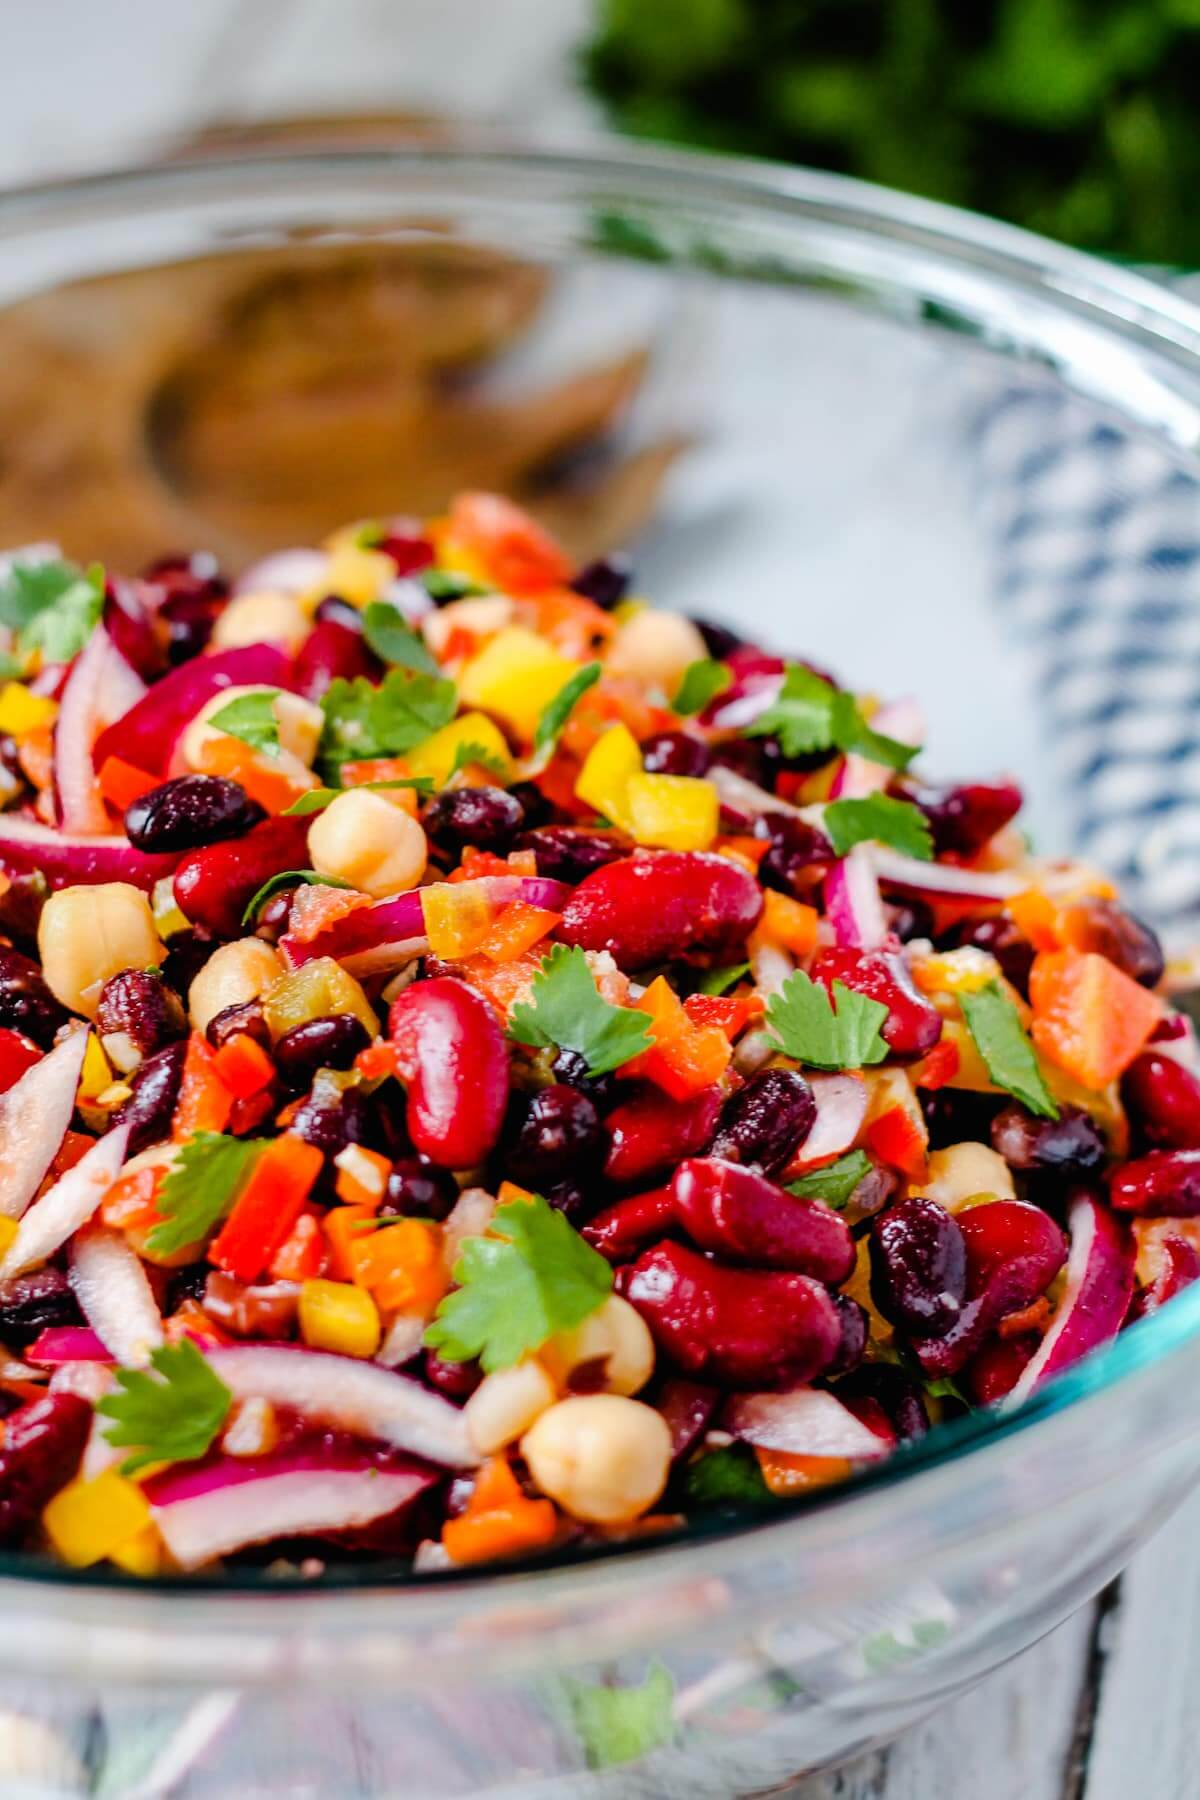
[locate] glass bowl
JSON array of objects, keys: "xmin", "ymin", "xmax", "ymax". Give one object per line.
[{"xmin": 2, "ymin": 142, "xmax": 1200, "ymax": 1798}]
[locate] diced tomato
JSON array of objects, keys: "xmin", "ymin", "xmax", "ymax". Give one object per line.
[
  {"xmin": 866, "ymin": 1104, "xmax": 930, "ymax": 1182},
  {"xmin": 446, "ymin": 493, "xmax": 572, "ymax": 596}
]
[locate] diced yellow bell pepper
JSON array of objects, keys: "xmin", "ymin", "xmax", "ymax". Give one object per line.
[
  {"xmin": 404, "ymin": 713, "xmax": 514, "ymax": 788},
  {"xmin": 427, "ymin": 524, "xmax": 493, "ymax": 588},
  {"xmin": 78, "ymin": 1034, "xmax": 114, "ymax": 1103},
  {"xmin": 109, "ymin": 1524, "xmax": 163, "ymax": 1578},
  {"xmin": 301, "ymin": 544, "xmax": 395, "ymax": 612},
  {"xmin": 458, "ymin": 628, "xmax": 579, "ymax": 742},
  {"xmin": 299, "ymin": 1278, "xmax": 381, "ymax": 1358},
  {"xmin": 624, "ymin": 772, "xmax": 718, "ymax": 852},
  {"xmin": 421, "ymin": 882, "xmax": 495, "ymax": 960},
  {"xmin": 911, "ymin": 946, "xmax": 1003, "ymax": 997},
  {"xmin": 43, "ymin": 1470, "xmax": 152, "ymax": 1568},
  {"xmin": 575, "ymin": 723, "xmax": 642, "ymax": 831},
  {"xmin": 262, "ymin": 957, "xmax": 379, "ymax": 1043},
  {"xmin": 0, "ymin": 682, "xmax": 55, "ymax": 737}
]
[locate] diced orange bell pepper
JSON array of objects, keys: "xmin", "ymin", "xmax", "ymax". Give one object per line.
[
  {"xmin": 911, "ymin": 1036, "xmax": 961, "ymax": 1092},
  {"xmin": 350, "ymin": 1217, "xmax": 448, "ymax": 1314},
  {"xmin": 532, "ymin": 748, "xmax": 589, "ymax": 820},
  {"xmin": 211, "ymin": 1033, "xmax": 276, "ymax": 1100},
  {"xmin": 496, "ymin": 1180, "xmax": 537, "ymax": 1208},
  {"xmin": 522, "ymin": 587, "xmax": 616, "ymax": 659},
  {"xmin": 172, "ymin": 1035, "xmax": 234, "ymax": 1140},
  {"xmin": 228, "ymin": 1090, "xmax": 277, "ymax": 1137},
  {"xmin": 446, "ymin": 492, "xmax": 572, "ymax": 595},
  {"xmin": 1029, "ymin": 947, "xmax": 1163, "ymax": 1091},
  {"xmin": 101, "ymin": 1165, "xmax": 163, "ymax": 1234},
  {"xmin": 269, "ymin": 1209, "xmax": 328, "ymax": 1282},
  {"xmin": 755, "ymin": 1447, "xmax": 854, "ymax": 1495},
  {"xmin": 196, "ymin": 735, "xmax": 311, "ymax": 815},
  {"xmin": 209, "ymin": 1135, "xmax": 324, "ymax": 1283},
  {"xmin": 441, "ymin": 1455, "xmax": 559, "ymax": 1566},
  {"xmin": 50, "ymin": 1130, "xmax": 96, "ymax": 1178},
  {"xmin": 714, "ymin": 834, "xmax": 769, "ymax": 871},
  {"xmin": 323, "ymin": 1203, "xmax": 377, "ymax": 1282},
  {"xmin": 1007, "ymin": 888, "xmax": 1060, "ymax": 952},
  {"xmin": 17, "ymin": 726, "xmax": 54, "ymax": 792},
  {"xmin": 621, "ymin": 976, "xmax": 733, "ymax": 1098},
  {"xmin": 96, "ymin": 754, "xmax": 159, "ymax": 813},
  {"xmin": 449, "ymin": 848, "xmax": 512, "ymax": 883},
  {"xmin": 338, "ymin": 757, "xmax": 412, "ymax": 788},
  {"xmin": 478, "ymin": 902, "xmax": 561, "ymax": 964},
  {"xmin": 334, "ymin": 1144, "xmax": 392, "ymax": 1209},
  {"xmin": 619, "ymin": 977, "xmax": 688, "ymax": 1080},
  {"xmin": 755, "ymin": 890, "xmax": 820, "ymax": 958},
  {"xmin": 866, "ymin": 1104, "xmax": 930, "ymax": 1182},
  {"xmin": 682, "ymin": 992, "xmax": 762, "ymax": 1040}
]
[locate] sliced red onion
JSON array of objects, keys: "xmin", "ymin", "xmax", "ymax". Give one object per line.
[
  {"xmin": 0, "ymin": 1030, "xmax": 89, "ymax": 1221},
  {"xmin": 147, "ymin": 1452, "xmax": 436, "ymax": 1570},
  {"xmin": 725, "ymin": 1387, "xmax": 891, "ymax": 1460},
  {"xmin": 206, "ymin": 1344, "xmax": 478, "ymax": 1468},
  {"xmin": 1005, "ymin": 1194, "xmax": 1136, "ymax": 1409},
  {"xmin": 27, "ymin": 1326, "xmax": 113, "ymax": 1365},
  {"xmin": 791, "ymin": 1073, "xmax": 869, "ymax": 1169},
  {"xmin": 872, "ymin": 847, "xmax": 1026, "ymax": 903},
  {"xmin": 0, "ymin": 814, "xmax": 180, "ymax": 890},
  {"xmin": 233, "ymin": 548, "xmax": 327, "ymax": 597},
  {"xmin": 707, "ymin": 764, "xmax": 805, "ymax": 826},
  {"xmin": 282, "ymin": 876, "xmax": 572, "ymax": 976},
  {"xmin": 0, "ymin": 1123, "xmax": 130, "ymax": 1279},
  {"xmin": 91, "ymin": 645, "xmax": 294, "ymax": 777},
  {"xmin": 70, "ymin": 1224, "xmax": 163, "ymax": 1368},
  {"xmin": 50, "ymin": 1360, "xmax": 113, "ymax": 1403},
  {"xmin": 55, "ymin": 628, "xmax": 146, "ymax": 834},
  {"xmin": 704, "ymin": 663, "xmax": 784, "ymax": 731},
  {"xmin": 376, "ymin": 1313, "xmax": 427, "ymax": 1369},
  {"xmin": 825, "ymin": 844, "xmax": 889, "ymax": 949}
]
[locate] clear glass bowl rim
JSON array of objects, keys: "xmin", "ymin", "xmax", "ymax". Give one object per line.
[{"xmin": 1, "ymin": 135, "xmax": 1199, "ymax": 1603}]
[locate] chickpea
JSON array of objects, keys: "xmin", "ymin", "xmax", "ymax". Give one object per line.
[
  {"xmin": 38, "ymin": 884, "xmax": 165, "ymax": 1018},
  {"xmin": 188, "ymin": 938, "xmax": 284, "ymax": 1034},
  {"xmin": 179, "ymin": 685, "xmax": 324, "ymax": 773},
  {"xmin": 604, "ymin": 608, "xmax": 708, "ymax": 694},
  {"xmin": 464, "ymin": 1359, "xmax": 557, "ymax": 1457},
  {"xmin": 520, "ymin": 1394, "xmax": 671, "ymax": 1525},
  {"xmin": 540, "ymin": 1294, "xmax": 655, "ymax": 1397},
  {"xmin": 211, "ymin": 591, "xmax": 310, "ymax": 654},
  {"xmin": 307, "ymin": 789, "xmax": 428, "ymax": 899}
]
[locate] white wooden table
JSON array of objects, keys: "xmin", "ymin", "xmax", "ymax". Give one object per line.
[{"xmin": 1, "ymin": 5, "xmax": 1195, "ymax": 1795}]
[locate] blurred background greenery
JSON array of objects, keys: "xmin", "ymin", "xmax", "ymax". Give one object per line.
[{"xmin": 584, "ymin": 0, "xmax": 1200, "ymax": 262}]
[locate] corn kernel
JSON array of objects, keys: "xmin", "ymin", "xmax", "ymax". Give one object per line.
[
  {"xmin": 108, "ymin": 1524, "xmax": 163, "ymax": 1577},
  {"xmin": 299, "ymin": 1278, "xmax": 381, "ymax": 1358},
  {"xmin": 43, "ymin": 1470, "xmax": 152, "ymax": 1568},
  {"xmin": 0, "ymin": 682, "xmax": 56, "ymax": 737},
  {"xmin": 459, "ymin": 627, "xmax": 579, "ymax": 741},
  {"xmin": 575, "ymin": 723, "xmax": 641, "ymax": 831},
  {"xmin": 77, "ymin": 1033, "xmax": 113, "ymax": 1103},
  {"xmin": 302, "ymin": 544, "xmax": 395, "ymax": 611},
  {"xmin": 404, "ymin": 712, "xmax": 513, "ymax": 788},
  {"xmin": 0, "ymin": 1217, "xmax": 17, "ymax": 1260},
  {"xmin": 624, "ymin": 772, "xmax": 718, "ymax": 851}
]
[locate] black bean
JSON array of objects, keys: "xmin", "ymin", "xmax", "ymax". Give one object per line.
[
  {"xmin": 274, "ymin": 1015, "xmax": 371, "ymax": 1090},
  {"xmin": 506, "ymin": 1085, "xmax": 601, "ymax": 1189},
  {"xmin": 870, "ymin": 1196, "xmax": 968, "ymax": 1338},
  {"xmin": 0, "ymin": 948, "xmax": 69, "ymax": 1047},
  {"xmin": 710, "ymin": 1068, "xmax": 816, "ymax": 1172},
  {"xmin": 423, "ymin": 786, "xmax": 525, "ymax": 856},
  {"xmin": 991, "ymin": 1102, "xmax": 1107, "ymax": 1176},
  {"xmin": 517, "ymin": 826, "xmax": 628, "ymax": 884},
  {"xmin": 571, "ymin": 555, "xmax": 631, "ymax": 609},
  {"xmin": 125, "ymin": 775, "xmax": 265, "ymax": 855},
  {"xmin": 206, "ymin": 1000, "xmax": 271, "ymax": 1052},
  {"xmin": 383, "ymin": 1156, "xmax": 458, "ymax": 1223},
  {"xmin": 113, "ymin": 1041, "xmax": 187, "ymax": 1156}
]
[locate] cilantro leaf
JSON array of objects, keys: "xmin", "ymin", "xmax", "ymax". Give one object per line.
[
  {"xmin": 145, "ymin": 1132, "xmax": 264, "ymax": 1257},
  {"xmin": 825, "ymin": 794, "xmax": 933, "ymax": 861},
  {"xmin": 422, "ymin": 569, "xmax": 490, "ymax": 601},
  {"xmin": 830, "ymin": 691, "xmax": 920, "ymax": 772},
  {"xmin": 745, "ymin": 664, "xmax": 838, "ymax": 757},
  {"xmin": 563, "ymin": 1663, "xmax": 676, "ymax": 1769},
  {"xmin": 507, "ymin": 944, "xmax": 653, "ymax": 1075},
  {"xmin": 787, "ymin": 1148, "xmax": 874, "ymax": 1208},
  {"xmin": 766, "ymin": 970, "xmax": 889, "ymax": 1070},
  {"xmin": 361, "ymin": 602, "xmax": 439, "ymax": 675},
  {"xmin": 673, "ymin": 658, "xmax": 731, "ymax": 716},
  {"xmin": 685, "ymin": 1445, "xmax": 772, "ymax": 1508},
  {"xmin": 209, "ymin": 689, "xmax": 281, "ymax": 757},
  {"xmin": 241, "ymin": 869, "xmax": 354, "ymax": 926},
  {"xmin": 697, "ymin": 961, "xmax": 750, "ymax": 996},
  {"xmin": 0, "ymin": 558, "xmax": 105, "ymax": 664},
  {"xmin": 97, "ymin": 1339, "xmax": 232, "ymax": 1476},
  {"xmin": 449, "ymin": 739, "xmax": 510, "ymax": 780},
  {"xmin": 533, "ymin": 661, "xmax": 602, "ymax": 755},
  {"xmin": 958, "ymin": 980, "xmax": 1059, "ymax": 1120},
  {"xmin": 318, "ymin": 670, "xmax": 457, "ymax": 773},
  {"xmin": 282, "ymin": 778, "xmax": 431, "ymax": 816},
  {"xmin": 424, "ymin": 1193, "xmax": 612, "ymax": 1371}
]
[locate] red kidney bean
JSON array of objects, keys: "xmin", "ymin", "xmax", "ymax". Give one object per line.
[
  {"xmin": 375, "ymin": 530, "xmax": 435, "ymax": 577},
  {"xmin": 756, "ymin": 814, "xmax": 834, "ymax": 896},
  {"xmin": 1130, "ymin": 1232, "xmax": 1200, "ymax": 1319},
  {"xmin": 388, "ymin": 977, "xmax": 507, "ymax": 1168},
  {"xmin": 829, "ymin": 1294, "xmax": 868, "ymax": 1375},
  {"xmin": 622, "ymin": 1239, "xmax": 842, "ymax": 1388},
  {"xmin": 603, "ymin": 1083, "xmax": 722, "ymax": 1185},
  {"xmin": 104, "ymin": 579, "xmax": 165, "ymax": 680},
  {"xmin": 1109, "ymin": 1149, "xmax": 1200, "ymax": 1217},
  {"xmin": 912, "ymin": 1199, "xmax": 1067, "ymax": 1377},
  {"xmin": 965, "ymin": 1333, "xmax": 1039, "ymax": 1405},
  {"xmin": 710, "ymin": 1068, "xmax": 816, "ymax": 1171},
  {"xmin": 96, "ymin": 969, "xmax": 187, "ymax": 1065},
  {"xmin": 113, "ymin": 1040, "xmax": 188, "ymax": 1156},
  {"xmin": 640, "ymin": 732, "xmax": 711, "ymax": 778},
  {"xmin": 583, "ymin": 1185, "xmax": 675, "ymax": 1259},
  {"xmin": 655, "ymin": 1378, "xmax": 720, "ymax": 1462},
  {"xmin": 274, "ymin": 1015, "xmax": 371, "ymax": 1089},
  {"xmin": 671, "ymin": 1157, "xmax": 856, "ymax": 1284},
  {"xmin": 836, "ymin": 1364, "xmax": 929, "ymax": 1441},
  {"xmin": 558, "ymin": 852, "xmax": 763, "ymax": 970},
  {"xmin": 990, "ymin": 1102, "xmax": 1106, "ymax": 1176},
  {"xmin": 422, "ymin": 1348, "xmax": 482, "ymax": 1400},
  {"xmin": 1057, "ymin": 897, "xmax": 1164, "ymax": 988},
  {"xmin": 811, "ymin": 946, "xmax": 943, "ymax": 1058},
  {"xmin": 0, "ymin": 947, "xmax": 69, "ymax": 1048},
  {"xmin": 840, "ymin": 1393, "xmax": 898, "ymax": 1449},
  {"xmin": 0, "ymin": 1393, "xmax": 91, "ymax": 1545},
  {"xmin": 292, "ymin": 615, "xmax": 379, "ymax": 700},
  {"xmin": 425, "ymin": 786, "xmax": 525, "ymax": 857},
  {"xmin": 518, "ymin": 825, "xmax": 631, "ymax": 885},
  {"xmin": 173, "ymin": 814, "xmax": 312, "ymax": 938},
  {"xmin": 910, "ymin": 779, "xmax": 1022, "ymax": 855},
  {"xmin": 869, "ymin": 1196, "xmax": 967, "ymax": 1337},
  {"xmin": 1122, "ymin": 1051, "xmax": 1200, "ymax": 1150},
  {"xmin": 126, "ymin": 775, "xmax": 265, "ymax": 854}
]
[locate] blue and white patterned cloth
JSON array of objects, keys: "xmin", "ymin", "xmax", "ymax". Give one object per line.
[{"xmin": 967, "ymin": 331, "xmax": 1200, "ymax": 941}]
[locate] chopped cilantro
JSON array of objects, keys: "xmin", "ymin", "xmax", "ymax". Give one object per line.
[
  {"xmin": 831, "ymin": 691, "xmax": 921, "ymax": 772},
  {"xmin": 533, "ymin": 661, "xmax": 602, "ymax": 755},
  {"xmin": 787, "ymin": 1148, "xmax": 874, "ymax": 1208},
  {"xmin": 745, "ymin": 664, "xmax": 919, "ymax": 772},
  {"xmin": 98, "ymin": 1339, "xmax": 232, "ymax": 1476},
  {"xmin": 958, "ymin": 980, "xmax": 1059, "ymax": 1120},
  {"xmin": 424, "ymin": 1193, "xmax": 612, "ymax": 1372},
  {"xmin": 563, "ymin": 1662, "xmax": 676, "ymax": 1768},
  {"xmin": 765, "ymin": 969, "xmax": 889, "ymax": 1071},
  {"xmin": 422, "ymin": 569, "xmax": 490, "ymax": 601},
  {"xmin": 317, "ymin": 670, "xmax": 457, "ymax": 773},
  {"xmin": 507, "ymin": 944, "xmax": 653, "ymax": 1075},
  {"xmin": 448, "ymin": 739, "xmax": 510, "ymax": 780},
  {"xmin": 697, "ymin": 961, "xmax": 750, "ymax": 996},
  {"xmin": 241, "ymin": 869, "xmax": 354, "ymax": 926},
  {"xmin": 361, "ymin": 602, "xmax": 439, "ymax": 675},
  {"xmin": 824, "ymin": 794, "xmax": 933, "ymax": 861},
  {"xmin": 209, "ymin": 689, "xmax": 281, "ymax": 757},
  {"xmin": 685, "ymin": 1444, "xmax": 772, "ymax": 1507},
  {"xmin": 282, "ymin": 778, "xmax": 431, "ymax": 816},
  {"xmin": 673, "ymin": 658, "xmax": 731, "ymax": 716},
  {"xmin": 0, "ymin": 558, "xmax": 105, "ymax": 664},
  {"xmin": 145, "ymin": 1131, "xmax": 264, "ymax": 1257}
]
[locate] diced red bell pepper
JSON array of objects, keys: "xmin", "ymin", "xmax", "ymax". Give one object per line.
[
  {"xmin": 866, "ymin": 1105, "xmax": 929, "ymax": 1182},
  {"xmin": 682, "ymin": 993, "xmax": 762, "ymax": 1039},
  {"xmin": 0, "ymin": 1028, "xmax": 42, "ymax": 1094},
  {"xmin": 212, "ymin": 1033, "xmax": 276, "ymax": 1099},
  {"xmin": 172, "ymin": 1035, "xmax": 235, "ymax": 1140},
  {"xmin": 209, "ymin": 1135, "xmax": 324, "ymax": 1283},
  {"xmin": 97, "ymin": 754, "xmax": 159, "ymax": 814}
]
